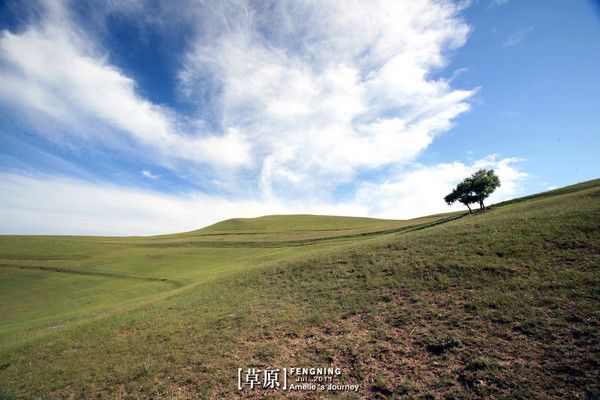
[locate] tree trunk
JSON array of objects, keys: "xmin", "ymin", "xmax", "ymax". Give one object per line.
[
  {"xmin": 480, "ymin": 200, "xmax": 485, "ymax": 210},
  {"xmin": 466, "ymin": 204, "xmax": 472, "ymax": 214}
]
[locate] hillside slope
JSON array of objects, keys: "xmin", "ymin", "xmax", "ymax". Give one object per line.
[
  {"xmin": 0, "ymin": 213, "xmax": 453, "ymax": 347},
  {"xmin": 0, "ymin": 180, "xmax": 599, "ymax": 399}
]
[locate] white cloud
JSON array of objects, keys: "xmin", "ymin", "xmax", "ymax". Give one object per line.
[
  {"xmin": 0, "ymin": 157, "xmax": 526, "ymax": 235},
  {"xmin": 0, "ymin": 172, "xmax": 365, "ymax": 235},
  {"xmin": 0, "ymin": 1, "xmax": 252, "ymax": 169},
  {"xmin": 0, "ymin": 0, "xmax": 474, "ymax": 191},
  {"xmin": 503, "ymin": 25, "xmax": 534, "ymax": 47},
  {"xmin": 178, "ymin": 0, "xmax": 475, "ymax": 198},
  {"xmin": 141, "ymin": 170, "xmax": 159, "ymax": 179}
]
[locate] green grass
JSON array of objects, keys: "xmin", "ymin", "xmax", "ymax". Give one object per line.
[
  {"xmin": 0, "ymin": 180, "xmax": 599, "ymax": 399},
  {"xmin": 0, "ymin": 213, "xmax": 450, "ymax": 347}
]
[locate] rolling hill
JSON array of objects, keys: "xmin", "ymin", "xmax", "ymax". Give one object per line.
[{"xmin": 0, "ymin": 179, "xmax": 599, "ymax": 399}]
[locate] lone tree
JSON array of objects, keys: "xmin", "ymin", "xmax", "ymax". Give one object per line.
[{"xmin": 444, "ymin": 169, "xmax": 501, "ymax": 213}]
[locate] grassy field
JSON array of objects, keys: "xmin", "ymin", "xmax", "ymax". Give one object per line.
[
  {"xmin": 0, "ymin": 180, "xmax": 599, "ymax": 399},
  {"xmin": 0, "ymin": 214, "xmax": 454, "ymax": 347}
]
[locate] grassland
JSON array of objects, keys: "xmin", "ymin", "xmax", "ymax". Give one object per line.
[
  {"xmin": 0, "ymin": 213, "xmax": 454, "ymax": 347},
  {"xmin": 0, "ymin": 180, "xmax": 599, "ymax": 399}
]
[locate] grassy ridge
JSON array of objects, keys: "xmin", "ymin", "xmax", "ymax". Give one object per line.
[
  {"xmin": 0, "ymin": 180, "xmax": 599, "ymax": 398},
  {"xmin": 493, "ymin": 178, "xmax": 600, "ymax": 208},
  {"xmin": 156, "ymin": 214, "xmax": 453, "ymax": 243}
]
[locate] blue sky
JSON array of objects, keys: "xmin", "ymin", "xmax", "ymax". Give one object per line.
[{"xmin": 0, "ymin": 0, "xmax": 598, "ymax": 235}]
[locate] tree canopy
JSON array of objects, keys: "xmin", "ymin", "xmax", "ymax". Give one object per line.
[{"xmin": 444, "ymin": 169, "xmax": 501, "ymax": 213}]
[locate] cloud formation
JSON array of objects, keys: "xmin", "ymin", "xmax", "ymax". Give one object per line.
[
  {"xmin": 503, "ymin": 25, "xmax": 534, "ymax": 47},
  {"xmin": 0, "ymin": 172, "xmax": 363, "ymax": 235},
  {"xmin": 0, "ymin": 1, "xmax": 252, "ymax": 168},
  {"xmin": 1, "ymin": 1, "xmax": 473, "ymax": 182},
  {"xmin": 0, "ymin": 157, "xmax": 525, "ymax": 235},
  {"xmin": 180, "ymin": 0, "xmax": 474, "ymax": 198},
  {"xmin": 0, "ymin": 1, "xmax": 530, "ymax": 234},
  {"xmin": 141, "ymin": 170, "xmax": 159, "ymax": 179}
]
